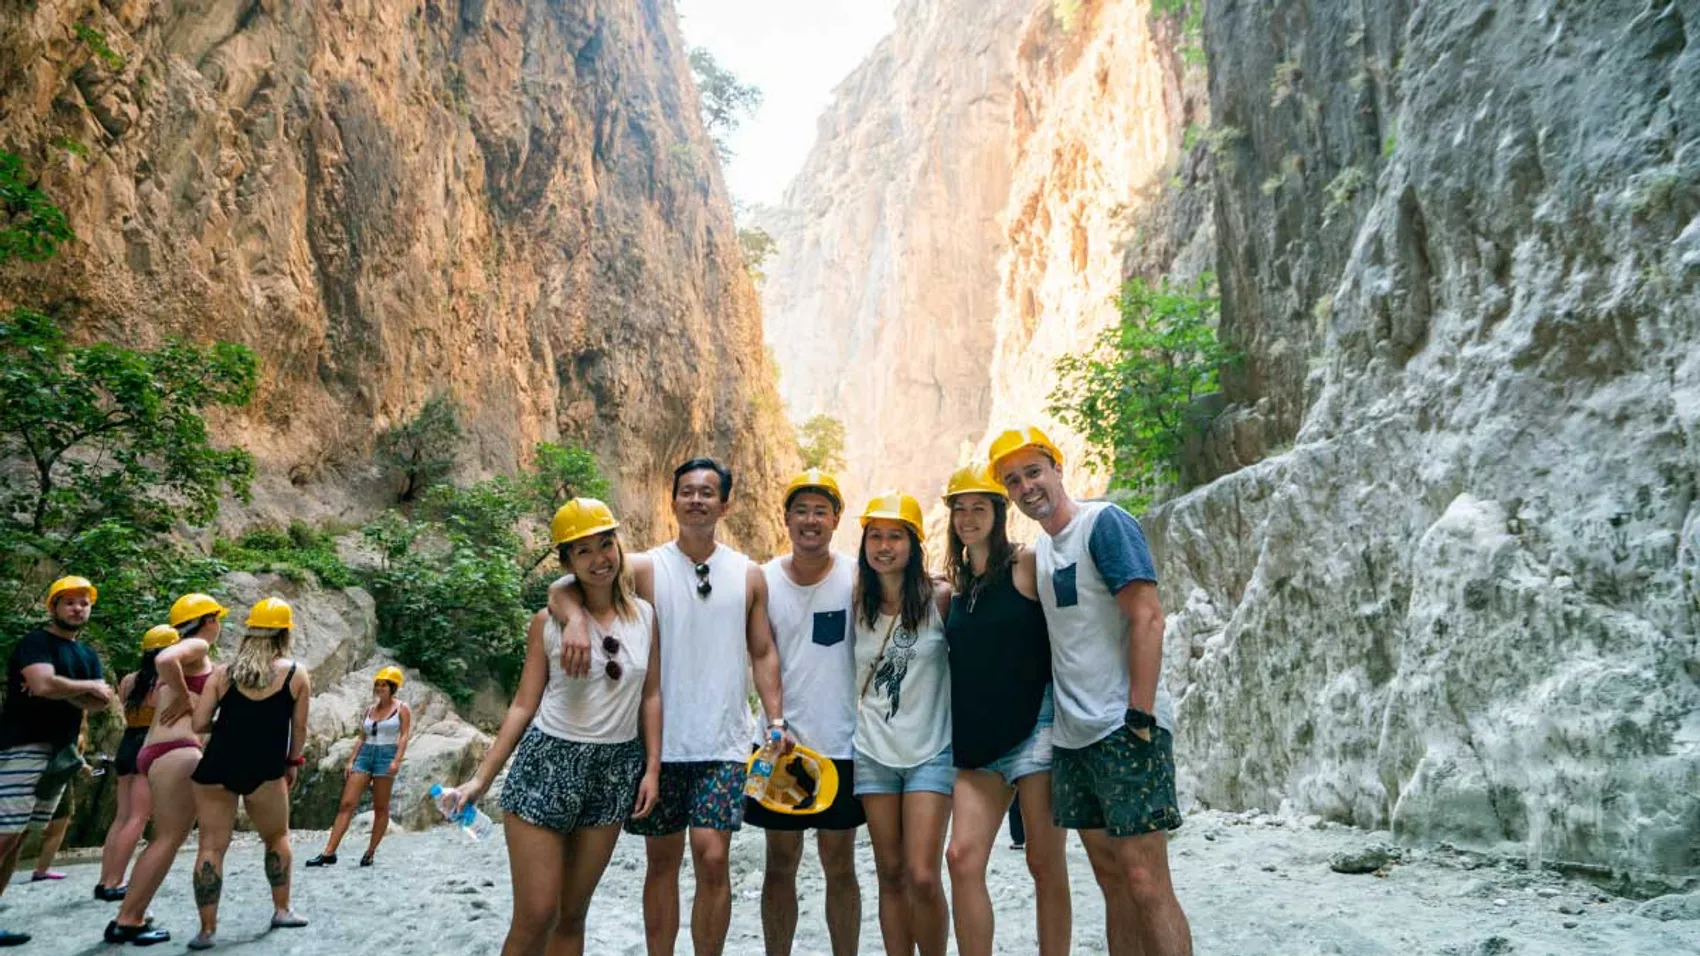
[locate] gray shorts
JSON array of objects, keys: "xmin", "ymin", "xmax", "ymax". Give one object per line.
[
  {"xmin": 979, "ymin": 686, "xmax": 1055, "ymax": 786},
  {"xmin": 499, "ymin": 726, "xmax": 644, "ymax": 833},
  {"xmin": 0, "ymin": 744, "xmax": 60, "ymax": 835}
]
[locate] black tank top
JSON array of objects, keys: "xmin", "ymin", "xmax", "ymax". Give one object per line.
[
  {"xmin": 945, "ymin": 572, "xmax": 1051, "ymax": 769},
  {"xmin": 193, "ymin": 664, "xmax": 297, "ymax": 796}
]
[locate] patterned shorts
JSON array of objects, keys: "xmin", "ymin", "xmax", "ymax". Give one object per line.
[
  {"xmin": 499, "ymin": 726, "xmax": 644, "ymax": 834},
  {"xmin": 1052, "ymin": 725, "xmax": 1183, "ymax": 838},
  {"xmin": 0, "ymin": 744, "xmax": 58, "ymax": 836},
  {"xmin": 624, "ymin": 760, "xmax": 746, "ymax": 837}
]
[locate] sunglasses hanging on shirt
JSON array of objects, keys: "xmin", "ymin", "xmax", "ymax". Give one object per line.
[{"xmin": 694, "ymin": 561, "xmax": 713, "ymax": 599}]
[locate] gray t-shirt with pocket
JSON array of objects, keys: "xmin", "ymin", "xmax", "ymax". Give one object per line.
[{"xmin": 1035, "ymin": 500, "xmax": 1176, "ymax": 749}]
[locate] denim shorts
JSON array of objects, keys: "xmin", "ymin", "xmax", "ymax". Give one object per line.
[
  {"xmin": 979, "ymin": 686, "xmax": 1055, "ymax": 786},
  {"xmin": 853, "ymin": 746, "xmax": 954, "ymax": 796},
  {"xmin": 351, "ymin": 743, "xmax": 399, "ymax": 778}
]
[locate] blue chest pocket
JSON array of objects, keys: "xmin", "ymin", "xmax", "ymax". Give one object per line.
[
  {"xmin": 1052, "ymin": 564, "xmax": 1080, "ymax": 608},
  {"xmin": 811, "ymin": 609, "xmax": 848, "ymax": 647}
]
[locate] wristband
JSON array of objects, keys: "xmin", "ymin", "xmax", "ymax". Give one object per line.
[
  {"xmin": 286, "ymin": 755, "xmax": 306, "ymax": 767},
  {"xmin": 768, "ymin": 717, "xmax": 788, "ymax": 730},
  {"xmin": 1124, "ymin": 708, "xmax": 1156, "ymax": 731}
]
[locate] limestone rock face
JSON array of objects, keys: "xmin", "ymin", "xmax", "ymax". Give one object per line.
[
  {"xmin": 758, "ymin": 0, "xmax": 1033, "ymax": 510},
  {"xmin": 1149, "ymin": 0, "xmax": 1699, "ymax": 879},
  {"xmin": 0, "ymin": 0, "xmax": 793, "ymax": 553}
]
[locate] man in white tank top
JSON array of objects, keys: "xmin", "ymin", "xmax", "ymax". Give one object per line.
[
  {"xmin": 744, "ymin": 470, "xmax": 863, "ymax": 956},
  {"xmin": 551, "ymin": 457, "xmax": 785, "ymax": 956},
  {"xmin": 992, "ymin": 427, "xmax": 1193, "ymax": 956}
]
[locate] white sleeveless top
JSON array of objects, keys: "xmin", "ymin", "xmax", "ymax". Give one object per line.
[
  {"xmin": 362, "ymin": 706, "xmax": 403, "ymax": 746},
  {"xmin": 650, "ymin": 541, "xmax": 754, "ymax": 762},
  {"xmin": 762, "ymin": 554, "xmax": 857, "ymax": 759},
  {"xmin": 533, "ymin": 599, "xmax": 654, "ymax": 744},
  {"xmin": 853, "ymin": 602, "xmax": 951, "ymax": 768}
]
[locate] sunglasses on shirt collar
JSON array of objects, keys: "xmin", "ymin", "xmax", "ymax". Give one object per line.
[{"xmin": 694, "ymin": 561, "xmax": 712, "ymax": 599}]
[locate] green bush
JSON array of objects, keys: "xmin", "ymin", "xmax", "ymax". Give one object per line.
[
  {"xmin": 1048, "ymin": 273, "xmax": 1235, "ymax": 512},
  {"xmin": 376, "ymin": 392, "xmax": 461, "ymax": 502},
  {"xmin": 211, "ymin": 521, "xmax": 356, "ymax": 589}
]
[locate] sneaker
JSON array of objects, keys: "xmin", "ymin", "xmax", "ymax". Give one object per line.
[
  {"xmin": 0, "ymin": 930, "xmax": 30, "ymax": 947},
  {"xmin": 30, "ymin": 870, "xmax": 66, "ymax": 881},
  {"xmin": 304, "ymin": 853, "xmax": 337, "ymax": 867},
  {"xmin": 94, "ymin": 883, "xmax": 129, "ymax": 901},
  {"xmin": 103, "ymin": 921, "xmax": 170, "ymax": 946}
]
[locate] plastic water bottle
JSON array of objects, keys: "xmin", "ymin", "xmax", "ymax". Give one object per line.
[
  {"xmin": 429, "ymin": 783, "xmax": 495, "ymax": 840},
  {"xmin": 743, "ymin": 729, "xmax": 784, "ymax": 800}
]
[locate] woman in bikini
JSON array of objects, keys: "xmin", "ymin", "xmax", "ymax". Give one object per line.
[
  {"xmin": 92, "ymin": 625, "xmax": 180, "ymax": 902},
  {"xmin": 306, "ymin": 666, "xmax": 412, "ymax": 867},
  {"xmin": 187, "ymin": 596, "xmax": 312, "ymax": 949},
  {"xmin": 105, "ymin": 594, "xmax": 227, "ymax": 946}
]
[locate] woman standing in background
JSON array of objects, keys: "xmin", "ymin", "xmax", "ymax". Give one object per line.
[{"xmin": 307, "ymin": 666, "xmax": 412, "ymax": 868}]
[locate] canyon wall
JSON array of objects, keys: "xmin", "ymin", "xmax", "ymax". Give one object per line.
[
  {"xmin": 1150, "ymin": 0, "xmax": 1698, "ymax": 881},
  {"xmin": 0, "ymin": 0, "xmax": 795, "ymax": 553}
]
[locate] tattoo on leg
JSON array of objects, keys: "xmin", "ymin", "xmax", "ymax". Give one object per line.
[
  {"xmin": 193, "ymin": 861, "xmax": 222, "ymax": 907},
  {"xmin": 265, "ymin": 848, "xmax": 287, "ymax": 888}
]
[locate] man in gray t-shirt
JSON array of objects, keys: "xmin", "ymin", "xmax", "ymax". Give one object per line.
[{"xmin": 991, "ymin": 427, "xmax": 1193, "ymax": 956}]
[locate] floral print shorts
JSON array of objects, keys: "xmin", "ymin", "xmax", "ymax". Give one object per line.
[
  {"xmin": 623, "ymin": 760, "xmax": 747, "ymax": 836},
  {"xmin": 499, "ymin": 726, "xmax": 644, "ymax": 833},
  {"xmin": 1052, "ymin": 724, "xmax": 1183, "ymax": 837}
]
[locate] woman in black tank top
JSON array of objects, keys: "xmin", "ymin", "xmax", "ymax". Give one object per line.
[
  {"xmin": 186, "ymin": 597, "xmax": 312, "ymax": 949},
  {"xmin": 940, "ymin": 466, "xmax": 1072, "ymax": 956}
]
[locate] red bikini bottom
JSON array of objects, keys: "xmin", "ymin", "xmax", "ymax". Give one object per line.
[{"xmin": 136, "ymin": 738, "xmax": 201, "ymax": 776}]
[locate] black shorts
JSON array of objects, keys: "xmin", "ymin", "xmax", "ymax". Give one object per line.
[
  {"xmin": 744, "ymin": 757, "xmax": 865, "ymax": 832},
  {"xmin": 115, "ymin": 727, "xmax": 147, "ymax": 777}
]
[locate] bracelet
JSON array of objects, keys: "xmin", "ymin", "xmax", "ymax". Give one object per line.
[
  {"xmin": 767, "ymin": 717, "xmax": 788, "ymax": 729},
  {"xmin": 286, "ymin": 755, "xmax": 306, "ymax": 767}
]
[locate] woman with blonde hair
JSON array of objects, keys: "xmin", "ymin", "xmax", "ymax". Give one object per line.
[
  {"xmin": 105, "ymin": 595, "xmax": 227, "ymax": 946},
  {"xmin": 449, "ymin": 498, "xmax": 661, "ymax": 956},
  {"xmin": 851, "ymin": 492, "xmax": 955, "ymax": 956},
  {"xmin": 306, "ymin": 666, "xmax": 412, "ymax": 868},
  {"xmin": 187, "ymin": 597, "xmax": 311, "ymax": 949}
]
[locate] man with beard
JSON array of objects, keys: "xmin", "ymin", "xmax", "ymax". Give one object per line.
[
  {"xmin": 746, "ymin": 469, "xmax": 862, "ymax": 956},
  {"xmin": 990, "ymin": 428, "xmax": 1193, "ymax": 956},
  {"xmin": 553, "ymin": 457, "xmax": 786, "ymax": 956},
  {"xmin": 0, "ymin": 576, "xmax": 113, "ymax": 947}
]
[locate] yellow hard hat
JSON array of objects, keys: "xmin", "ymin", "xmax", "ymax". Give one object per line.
[
  {"xmin": 45, "ymin": 576, "xmax": 97, "ymax": 610},
  {"xmin": 551, "ymin": 497, "xmax": 620, "ymax": 546},
  {"xmin": 245, "ymin": 597, "xmax": 294, "ymax": 630},
  {"xmin": 943, "ymin": 463, "xmax": 1006, "ymax": 500},
  {"xmin": 140, "ymin": 625, "xmax": 181, "ymax": 652},
  {"xmin": 374, "ymin": 666, "xmax": 405, "ymax": 688},
  {"xmin": 859, "ymin": 491, "xmax": 926, "ymax": 542},
  {"xmin": 748, "ymin": 744, "xmax": 841, "ymax": 816},
  {"xmin": 988, "ymin": 425, "xmax": 1065, "ymax": 474},
  {"xmin": 783, "ymin": 469, "xmax": 844, "ymax": 511},
  {"xmin": 168, "ymin": 593, "xmax": 230, "ymax": 627}
]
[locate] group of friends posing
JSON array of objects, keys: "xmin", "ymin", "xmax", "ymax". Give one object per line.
[
  {"xmin": 0, "ymin": 585, "xmax": 413, "ymax": 948},
  {"xmin": 0, "ymin": 423, "xmax": 1192, "ymax": 956},
  {"xmin": 444, "ymin": 425, "xmax": 1193, "ymax": 956}
]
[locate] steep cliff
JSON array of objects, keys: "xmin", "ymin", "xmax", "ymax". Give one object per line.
[
  {"xmin": 0, "ymin": 0, "xmax": 794, "ymax": 552},
  {"xmin": 1150, "ymin": 0, "xmax": 1699, "ymax": 881}
]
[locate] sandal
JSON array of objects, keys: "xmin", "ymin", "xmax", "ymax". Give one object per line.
[
  {"xmin": 103, "ymin": 920, "xmax": 170, "ymax": 946},
  {"xmin": 270, "ymin": 912, "xmax": 309, "ymax": 929},
  {"xmin": 359, "ymin": 852, "xmax": 374, "ymax": 867},
  {"xmin": 304, "ymin": 853, "xmax": 337, "ymax": 867},
  {"xmin": 186, "ymin": 931, "xmax": 216, "ymax": 950}
]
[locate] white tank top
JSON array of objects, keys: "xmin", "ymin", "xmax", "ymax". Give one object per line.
[
  {"xmin": 533, "ymin": 599, "xmax": 654, "ymax": 744},
  {"xmin": 362, "ymin": 706, "xmax": 403, "ymax": 746},
  {"xmin": 853, "ymin": 602, "xmax": 951, "ymax": 768},
  {"xmin": 650, "ymin": 542, "xmax": 754, "ymax": 762},
  {"xmin": 761, "ymin": 553, "xmax": 857, "ymax": 759}
]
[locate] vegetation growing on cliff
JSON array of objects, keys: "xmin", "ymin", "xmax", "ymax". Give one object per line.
[
  {"xmin": 690, "ymin": 47, "xmax": 762, "ymax": 160},
  {"xmin": 796, "ymin": 414, "xmax": 848, "ymax": 473},
  {"xmin": 377, "ymin": 392, "xmax": 463, "ymax": 502},
  {"xmin": 1048, "ymin": 274, "xmax": 1233, "ymax": 512}
]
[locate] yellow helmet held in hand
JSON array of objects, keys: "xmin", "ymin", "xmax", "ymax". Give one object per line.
[
  {"xmin": 169, "ymin": 593, "xmax": 229, "ymax": 627},
  {"xmin": 140, "ymin": 625, "xmax": 181, "ymax": 652},
  {"xmin": 942, "ymin": 464, "xmax": 1006, "ymax": 500},
  {"xmin": 783, "ymin": 468, "xmax": 844, "ymax": 511},
  {"xmin": 246, "ymin": 597, "xmax": 294, "ymax": 630},
  {"xmin": 859, "ymin": 491, "xmax": 926, "ymax": 542},
  {"xmin": 45, "ymin": 576, "xmax": 97, "ymax": 610},
  {"xmin": 748, "ymin": 744, "xmax": 841, "ymax": 816},
  {"xmin": 988, "ymin": 425, "xmax": 1065, "ymax": 475},
  {"xmin": 551, "ymin": 498, "xmax": 620, "ymax": 546},
  {"xmin": 374, "ymin": 666, "xmax": 405, "ymax": 689}
]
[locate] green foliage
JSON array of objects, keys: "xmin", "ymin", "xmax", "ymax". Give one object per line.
[
  {"xmin": 211, "ymin": 521, "xmax": 355, "ymax": 588},
  {"xmin": 50, "ymin": 136, "xmax": 90, "ymax": 160},
  {"xmin": 1382, "ymin": 119, "xmax": 1399, "ymax": 159},
  {"xmin": 738, "ymin": 227, "xmax": 776, "ymax": 286},
  {"xmin": 689, "ymin": 47, "xmax": 761, "ymax": 160},
  {"xmin": 73, "ymin": 23, "xmax": 125, "ymax": 71},
  {"xmin": 361, "ymin": 442, "xmax": 610, "ymax": 700},
  {"xmin": 1047, "ymin": 274, "xmax": 1234, "ymax": 511},
  {"xmin": 1, "ymin": 152, "xmax": 74, "ymax": 264},
  {"xmin": 1151, "ymin": 0, "xmax": 1206, "ymax": 67},
  {"xmin": 1270, "ymin": 60, "xmax": 1301, "ymax": 108},
  {"xmin": 1324, "ymin": 165, "xmax": 1369, "ymax": 218},
  {"xmin": 796, "ymin": 414, "xmax": 847, "ymax": 473},
  {"xmin": 376, "ymin": 392, "xmax": 461, "ymax": 502},
  {"xmin": 1053, "ymin": 0, "xmax": 1083, "ymax": 32}
]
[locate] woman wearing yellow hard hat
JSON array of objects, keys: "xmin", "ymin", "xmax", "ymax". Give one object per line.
[
  {"xmin": 107, "ymin": 593, "xmax": 228, "ymax": 944},
  {"xmin": 939, "ymin": 465, "xmax": 1070, "ymax": 956},
  {"xmin": 446, "ymin": 498, "xmax": 662, "ymax": 956},
  {"xmin": 851, "ymin": 491, "xmax": 955, "ymax": 956},
  {"xmin": 92, "ymin": 624, "xmax": 178, "ymax": 902},
  {"xmin": 182, "ymin": 597, "xmax": 312, "ymax": 947},
  {"xmin": 307, "ymin": 665, "xmax": 412, "ymax": 868}
]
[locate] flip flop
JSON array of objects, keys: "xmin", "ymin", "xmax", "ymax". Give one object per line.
[{"xmin": 270, "ymin": 912, "xmax": 309, "ymax": 929}]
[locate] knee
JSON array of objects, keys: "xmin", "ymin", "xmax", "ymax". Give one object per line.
[
  {"xmin": 694, "ymin": 850, "xmax": 730, "ymax": 887},
  {"xmin": 905, "ymin": 861, "xmax": 944, "ymax": 902},
  {"xmin": 945, "ymin": 838, "xmax": 988, "ymax": 882},
  {"xmin": 1120, "ymin": 859, "xmax": 1168, "ymax": 906},
  {"xmin": 552, "ymin": 903, "xmax": 588, "ymax": 939},
  {"xmin": 1024, "ymin": 841, "xmax": 1067, "ymax": 887},
  {"xmin": 874, "ymin": 861, "xmax": 907, "ymax": 895},
  {"xmin": 820, "ymin": 849, "xmax": 858, "ymax": 891},
  {"xmin": 764, "ymin": 847, "xmax": 801, "ymax": 883},
  {"xmin": 337, "ymin": 794, "xmax": 361, "ymax": 814},
  {"xmin": 372, "ymin": 798, "xmax": 390, "ymax": 817}
]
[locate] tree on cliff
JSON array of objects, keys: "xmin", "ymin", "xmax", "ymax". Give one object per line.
[
  {"xmin": 1, "ymin": 152, "xmax": 257, "ymax": 664},
  {"xmin": 797, "ymin": 414, "xmax": 848, "ymax": 473},
  {"xmin": 1048, "ymin": 274, "xmax": 1233, "ymax": 511},
  {"xmin": 689, "ymin": 47, "xmax": 762, "ymax": 160},
  {"xmin": 376, "ymin": 392, "xmax": 462, "ymax": 502}
]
